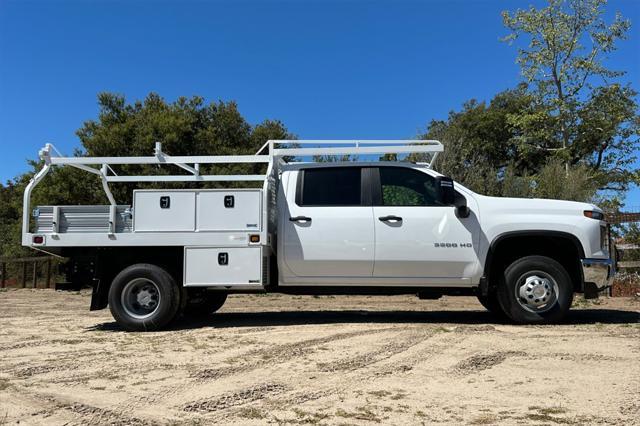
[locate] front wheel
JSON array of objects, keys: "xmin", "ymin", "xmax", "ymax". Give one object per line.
[
  {"xmin": 477, "ymin": 291, "xmax": 506, "ymax": 318},
  {"xmin": 497, "ymin": 255, "xmax": 573, "ymax": 324},
  {"xmin": 108, "ymin": 264, "xmax": 181, "ymax": 331}
]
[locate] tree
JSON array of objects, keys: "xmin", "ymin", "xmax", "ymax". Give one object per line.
[
  {"xmin": 420, "ymin": 87, "xmax": 600, "ymax": 202},
  {"xmin": 502, "ymin": 0, "xmax": 638, "ymax": 193},
  {"xmin": 625, "ymin": 223, "xmax": 640, "ymax": 245},
  {"xmin": 421, "ymin": 87, "xmax": 541, "ymax": 197},
  {"xmin": 534, "ymin": 157, "xmax": 598, "ymax": 200}
]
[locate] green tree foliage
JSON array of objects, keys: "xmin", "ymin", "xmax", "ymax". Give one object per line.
[
  {"xmin": 502, "ymin": 0, "xmax": 638, "ymax": 192},
  {"xmin": 0, "ymin": 180, "xmax": 27, "ymax": 258},
  {"xmin": 422, "ymin": 87, "xmax": 611, "ymax": 202},
  {"xmin": 535, "ymin": 157, "xmax": 599, "ymax": 200},
  {"xmin": 422, "ymin": 0, "xmax": 638, "ymax": 203},
  {"xmin": 624, "ymin": 223, "xmax": 640, "ymax": 245},
  {"xmin": 422, "ymin": 86, "xmax": 540, "ymax": 197},
  {"xmin": 0, "ymin": 93, "xmax": 293, "ymax": 257}
]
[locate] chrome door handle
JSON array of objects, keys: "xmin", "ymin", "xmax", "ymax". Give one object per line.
[
  {"xmin": 289, "ymin": 216, "xmax": 312, "ymax": 223},
  {"xmin": 378, "ymin": 215, "xmax": 402, "ymax": 222}
]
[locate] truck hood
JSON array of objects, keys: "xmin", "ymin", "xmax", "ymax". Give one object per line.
[{"xmin": 473, "ymin": 195, "xmax": 599, "ymax": 216}]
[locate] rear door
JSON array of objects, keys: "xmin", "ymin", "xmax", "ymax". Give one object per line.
[
  {"xmin": 372, "ymin": 166, "xmax": 479, "ymax": 282},
  {"xmin": 282, "ymin": 166, "xmax": 375, "ymax": 277}
]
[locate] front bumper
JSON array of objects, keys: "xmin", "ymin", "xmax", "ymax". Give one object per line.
[{"xmin": 581, "ymin": 258, "xmax": 615, "ymax": 290}]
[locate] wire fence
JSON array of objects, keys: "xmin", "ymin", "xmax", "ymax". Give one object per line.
[
  {"xmin": 606, "ymin": 206, "xmax": 640, "ymax": 224},
  {"xmin": 0, "ymin": 256, "xmax": 63, "ymax": 289}
]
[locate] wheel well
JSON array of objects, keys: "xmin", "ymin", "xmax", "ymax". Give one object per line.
[
  {"xmin": 485, "ymin": 233, "xmax": 584, "ymax": 293},
  {"xmin": 62, "ymin": 246, "xmax": 184, "ymax": 310}
]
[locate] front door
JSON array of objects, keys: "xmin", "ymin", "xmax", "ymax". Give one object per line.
[
  {"xmin": 372, "ymin": 166, "xmax": 480, "ymax": 282},
  {"xmin": 282, "ymin": 166, "xmax": 375, "ymax": 278}
]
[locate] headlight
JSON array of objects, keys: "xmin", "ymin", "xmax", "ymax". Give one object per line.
[{"xmin": 584, "ymin": 210, "xmax": 604, "ymax": 220}]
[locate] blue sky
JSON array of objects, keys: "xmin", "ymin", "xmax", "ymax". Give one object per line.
[{"xmin": 1, "ymin": 0, "xmax": 638, "ymax": 205}]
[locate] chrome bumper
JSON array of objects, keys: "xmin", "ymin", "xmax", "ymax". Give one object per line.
[{"xmin": 581, "ymin": 258, "xmax": 615, "ymax": 290}]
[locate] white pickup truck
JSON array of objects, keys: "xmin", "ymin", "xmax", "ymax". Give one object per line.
[{"xmin": 22, "ymin": 140, "xmax": 615, "ymax": 331}]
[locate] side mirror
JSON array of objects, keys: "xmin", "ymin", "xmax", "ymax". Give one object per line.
[
  {"xmin": 456, "ymin": 202, "xmax": 470, "ymax": 218},
  {"xmin": 435, "ymin": 176, "xmax": 470, "ymax": 218},
  {"xmin": 435, "ymin": 176, "xmax": 455, "ymax": 205}
]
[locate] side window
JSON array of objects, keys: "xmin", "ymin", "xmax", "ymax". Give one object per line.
[
  {"xmin": 379, "ymin": 167, "xmax": 444, "ymax": 206},
  {"xmin": 299, "ymin": 167, "xmax": 362, "ymax": 206}
]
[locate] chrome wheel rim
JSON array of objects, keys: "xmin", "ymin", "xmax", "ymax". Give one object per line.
[
  {"xmin": 514, "ymin": 271, "xmax": 558, "ymax": 314},
  {"xmin": 121, "ymin": 278, "xmax": 161, "ymax": 319}
]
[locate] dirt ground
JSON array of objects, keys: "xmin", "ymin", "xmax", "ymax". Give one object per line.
[{"xmin": 0, "ymin": 289, "xmax": 638, "ymax": 426}]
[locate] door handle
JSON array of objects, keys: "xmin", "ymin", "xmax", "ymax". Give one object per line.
[
  {"xmin": 378, "ymin": 215, "xmax": 403, "ymax": 222},
  {"xmin": 289, "ymin": 216, "xmax": 312, "ymax": 223}
]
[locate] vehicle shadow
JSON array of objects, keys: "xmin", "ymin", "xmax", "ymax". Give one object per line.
[{"xmin": 87, "ymin": 308, "xmax": 639, "ymax": 332}]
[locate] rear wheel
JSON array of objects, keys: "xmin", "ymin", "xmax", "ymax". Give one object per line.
[
  {"xmin": 497, "ymin": 255, "xmax": 573, "ymax": 324},
  {"xmin": 108, "ymin": 264, "xmax": 181, "ymax": 331}
]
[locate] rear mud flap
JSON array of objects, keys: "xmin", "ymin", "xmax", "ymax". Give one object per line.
[{"xmin": 90, "ymin": 279, "xmax": 108, "ymax": 311}]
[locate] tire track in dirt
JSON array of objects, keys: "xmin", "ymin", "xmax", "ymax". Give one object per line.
[
  {"xmin": 115, "ymin": 326, "xmax": 398, "ymax": 413},
  {"xmin": 368, "ymin": 331, "xmax": 470, "ymax": 378},
  {"xmin": 12, "ymin": 364, "xmax": 60, "ymax": 378},
  {"xmin": 186, "ymin": 327, "xmax": 398, "ymax": 381},
  {"xmin": 183, "ymin": 382, "xmax": 287, "ymax": 413},
  {"xmin": 2, "ymin": 350, "xmax": 135, "ymax": 386},
  {"xmin": 255, "ymin": 328, "xmax": 464, "ymax": 417},
  {"xmin": 315, "ymin": 329, "xmax": 432, "ymax": 373},
  {"xmin": 3, "ymin": 357, "xmax": 89, "ymax": 380},
  {"xmin": 0, "ymin": 337, "xmax": 86, "ymax": 351},
  {"xmin": 452, "ymin": 350, "xmax": 527, "ymax": 374},
  {"xmin": 238, "ymin": 331, "xmax": 514, "ymax": 423},
  {"xmin": 7, "ymin": 386, "xmax": 156, "ymax": 426},
  {"xmin": 190, "ymin": 327, "xmax": 397, "ymax": 380}
]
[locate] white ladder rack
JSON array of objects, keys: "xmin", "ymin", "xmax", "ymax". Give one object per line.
[{"xmin": 23, "ymin": 139, "xmax": 443, "ymax": 237}]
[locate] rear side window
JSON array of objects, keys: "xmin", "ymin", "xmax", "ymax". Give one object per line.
[
  {"xmin": 299, "ymin": 167, "xmax": 362, "ymax": 206},
  {"xmin": 378, "ymin": 167, "xmax": 444, "ymax": 206}
]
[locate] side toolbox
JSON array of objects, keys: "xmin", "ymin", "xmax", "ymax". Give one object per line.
[
  {"xmin": 196, "ymin": 190, "xmax": 261, "ymax": 231},
  {"xmin": 133, "ymin": 191, "xmax": 196, "ymax": 232},
  {"xmin": 132, "ymin": 189, "xmax": 262, "ymax": 233},
  {"xmin": 184, "ymin": 246, "xmax": 263, "ymax": 286}
]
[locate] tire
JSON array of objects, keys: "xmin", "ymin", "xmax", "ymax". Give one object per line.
[
  {"xmin": 497, "ymin": 255, "xmax": 573, "ymax": 324},
  {"xmin": 184, "ymin": 291, "xmax": 228, "ymax": 317},
  {"xmin": 477, "ymin": 291, "xmax": 506, "ymax": 318},
  {"xmin": 108, "ymin": 264, "xmax": 181, "ymax": 331}
]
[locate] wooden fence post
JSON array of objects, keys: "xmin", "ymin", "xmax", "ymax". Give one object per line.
[
  {"xmin": 0, "ymin": 256, "xmax": 59, "ymax": 289},
  {"xmin": 22, "ymin": 261, "xmax": 27, "ymax": 288},
  {"xmin": 32, "ymin": 261, "xmax": 38, "ymax": 288},
  {"xmin": 46, "ymin": 258, "xmax": 52, "ymax": 288}
]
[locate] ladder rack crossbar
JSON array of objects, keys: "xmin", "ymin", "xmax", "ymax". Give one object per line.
[
  {"xmin": 46, "ymin": 155, "xmax": 270, "ymax": 165},
  {"xmin": 271, "ymin": 139, "xmax": 442, "ymax": 146},
  {"xmin": 273, "ymin": 145, "xmax": 442, "ymax": 157},
  {"xmin": 105, "ymin": 175, "xmax": 266, "ymax": 183}
]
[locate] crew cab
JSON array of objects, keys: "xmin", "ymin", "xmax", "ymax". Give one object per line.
[{"xmin": 22, "ymin": 140, "xmax": 615, "ymax": 330}]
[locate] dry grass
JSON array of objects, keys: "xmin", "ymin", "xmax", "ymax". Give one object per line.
[
  {"xmin": 335, "ymin": 406, "xmax": 383, "ymax": 423},
  {"xmin": 236, "ymin": 406, "xmax": 267, "ymax": 419},
  {"xmin": 470, "ymin": 413, "xmax": 499, "ymax": 424},
  {"xmin": 291, "ymin": 408, "xmax": 331, "ymax": 424}
]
